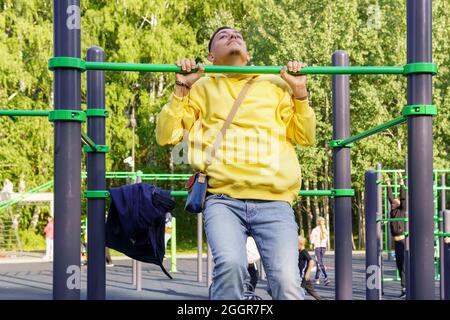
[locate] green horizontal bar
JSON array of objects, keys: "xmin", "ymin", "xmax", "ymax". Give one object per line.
[
  {"xmin": 0, "ymin": 110, "xmax": 50, "ymax": 117},
  {"xmin": 377, "ymin": 218, "xmax": 409, "ymax": 222},
  {"xmin": 377, "ymin": 169, "xmax": 449, "ymax": 173},
  {"xmin": 85, "ymin": 62, "xmax": 405, "ymax": 75},
  {"xmin": 170, "ymin": 191, "xmax": 189, "ymax": 197},
  {"xmin": 299, "ymin": 190, "xmax": 334, "ymax": 196},
  {"xmin": 299, "ymin": 189, "xmax": 354, "ymax": 197},
  {"xmin": 335, "ymin": 116, "xmax": 406, "ymax": 147},
  {"xmin": 435, "ymin": 232, "xmax": 450, "ymax": 237}
]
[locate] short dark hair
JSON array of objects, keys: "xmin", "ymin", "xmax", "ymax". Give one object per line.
[{"xmin": 208, "ymin": 26, "xmax": 233, "ymax": 52}]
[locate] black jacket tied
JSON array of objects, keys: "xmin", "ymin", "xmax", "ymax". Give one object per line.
[{"xmin": 106, "ymin": 183, "xmax": 176, "ymax": 279}]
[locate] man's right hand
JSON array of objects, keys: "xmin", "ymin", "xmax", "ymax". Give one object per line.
[{"xmin": 175, "ymin": 58, "xmax": 204, "ymax": 88}]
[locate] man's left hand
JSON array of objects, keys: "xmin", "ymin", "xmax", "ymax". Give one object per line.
[{"xmin": 281, "ymin": 60, "xmax": 308, "ymax": 99}]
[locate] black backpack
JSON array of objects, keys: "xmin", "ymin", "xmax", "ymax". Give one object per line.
[{"xmin": 106, "ymin": 183, "xmax": 176, "ymax": 278}]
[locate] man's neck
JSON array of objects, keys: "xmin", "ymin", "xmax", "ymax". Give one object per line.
[{"xmin": 215, "ymin": 54, "xmax": 247, "ymax": 67}]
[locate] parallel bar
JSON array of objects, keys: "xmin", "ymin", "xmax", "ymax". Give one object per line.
[
  {"xmin": 376, "ymin": 164, "xmax": 384, "ymax": 298},
  {"xmin": 85, "ymin": 62, "xmax": 405, "ymax": 75},
  {"xmin": 443, "ymin": 210, "xmax": 450, "ymax": 300},
  {"xmin": 336, "ymin": 116, "xmax": 406, "ymax": 147},
  {"xmin": 440, "ymin": 174, "xmax": 446, "ymax": 299},
  {"xmin": 52, "ymin": 0, "xmax": 81, "ymax": 300},
  {"xmin": 135, "ymin": 173, "xmax": 142, "ymax": 291},
  {"xmin": 365, "ymin": 170, "xmax": 381, "ymax": 300},
  {"xmin": 405, "ymin": 161, "xmax": 411, "ymax": 299},
  {"xmin": 332, "ymin": 50, "xmax": 353, "ymax": 300},
  {"xmin": 406, "ymin": 0, "xmax": 435, "ymax": 300},
  {"xmin": 86, "ymin": 46, "xmax": 106, "ymax": 300}
]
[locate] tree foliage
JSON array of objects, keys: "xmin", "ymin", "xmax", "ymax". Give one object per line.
[{"xmin": 0, "ymin": 0, "xmax": 448, "ymax": 247}]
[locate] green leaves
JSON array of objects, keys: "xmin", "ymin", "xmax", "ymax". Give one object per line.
[{"xmin": 0, "ymin": 0, "xmax": 448, "ymax": 245}]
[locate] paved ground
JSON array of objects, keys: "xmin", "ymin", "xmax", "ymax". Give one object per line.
[{"xmin": 0, "ymin": 251, "xmax": 441, "ymax": 300}]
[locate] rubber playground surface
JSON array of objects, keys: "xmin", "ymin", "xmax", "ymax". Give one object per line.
[{"xmin": 0, "ymin": 251, "xmax": 440, "ymax": 300}]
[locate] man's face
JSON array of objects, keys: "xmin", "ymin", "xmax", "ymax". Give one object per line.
[{"xmin": 208, "ymin": 28, "xmax": 250, "ymax": 64}]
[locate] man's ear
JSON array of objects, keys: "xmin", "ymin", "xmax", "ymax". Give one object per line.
[
  {"xmin": 207, "ymin": 52, "xmax": 214, "ymax": 63},
  {"xmin": 246, "ymin": 52, "xmax": 251, "ymax": 64}
]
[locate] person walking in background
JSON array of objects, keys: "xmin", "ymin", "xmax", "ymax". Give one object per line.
[
  {"xmin": 43, "ymin": 216, "xmax": 54, "ymax": 260},
  {"xmin": 310, "ymin": 217, "xmax": 330, "ymax": 286},
  {"xmin": 386, "ymin": 174, "xmax": 407, "ymax": 297},
  {"xmin": 298, "ymin": 236, "xmax": 321, "ymax": 300}
]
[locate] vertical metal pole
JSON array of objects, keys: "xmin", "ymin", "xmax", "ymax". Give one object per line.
[
  {"xmin": 136, "ymin": 172, "xmax": 142, "ymax": 291},
  {"xmin": 332, "ymin": 50, "xmax": 352, "ymax": 300},
  {"xmin": 260, "ymin": 260, "xmax": 266, "ymax": 280},
  {"xmin": 207, "ymin": 244, "xmax": 213, "ymax": 287},
  {"xmin": 443, "ymin": 209, "xmax": 450, "ymax": 300},
  {"xmin": 406, "ymin": 0, "xmax": 435, "ymax": 300},
  {"xmin": 405, "ymin": 161, "xmax": 411, "ymax": 299},
  {"xmin": 53, "ymin": 0, "xmax": 81, "ymax": 300},
  {"xmin": 376, "ymin": 164, "xmax": 383, "ymax": 297},
  {"xmin": 365, "ymin": 170, "xmax": 381, "ymax": 300},
  {"xmin": 171, "ymin": 217, "xmax": 177, "ymax": 272},
  {"xmin": 86, "ymin": 47, "xmax": 106, "ymax": 300},
  {"xmin": 132, "ymin": 260, "xmax": 137, "ymax": 285},
  {"xmin": 440, "ymin": 175, "xmax": 446, "ymax": 299},
  {"xmin": 197, "ymin": 213, "xmax": 203, "ymax": 282}
]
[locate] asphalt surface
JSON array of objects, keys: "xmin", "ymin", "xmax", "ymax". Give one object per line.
[{"xmin": 0, "ymin": 252, "xmax": 441, "ymax": 300}]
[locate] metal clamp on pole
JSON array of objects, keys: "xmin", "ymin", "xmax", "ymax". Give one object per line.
[
  {"xmin": 403, "ymin": 62, "xmax": 438, "ymax": 76},
  {"xmin": 402, "ymin": 104, "xmax": 437, "ymax": 117},
  {"xmin": 83, "ymin": 145, "xmax": 110, "ymax": 153},
  {"xmin": 329, "ymin": 140, "xmax": 354, "ymax": 148},
  {"xmin": 48, "ymin": 110, "xmax": 86, "ymax": 122},
  {"xmin": 48, "ymin": 57, "xmax": 87, "ymax": 72},
  {"xmin": 83, "ymin": 190, "xmax": 110, "ymax": 199},
  {"xmin": 85, "ymin": 109, "xmax": 110, "ymax": 117}
]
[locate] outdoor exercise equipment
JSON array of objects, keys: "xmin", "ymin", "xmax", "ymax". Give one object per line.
[
  {"xmin": 0, "ymin": 0, "xmax": 439, "ymax": 300},
  {"xmin": 365, "ymin": 168, "xmax": 449, "ymax": 300}
]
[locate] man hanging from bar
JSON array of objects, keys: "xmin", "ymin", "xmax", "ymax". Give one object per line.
[
  {"xmin": 156, "ymin": 26, "xmax": 316, "ymax": 300},
  {"xmin": 386, "ymin": 174, "xmax": 407, "ymax": 298}
]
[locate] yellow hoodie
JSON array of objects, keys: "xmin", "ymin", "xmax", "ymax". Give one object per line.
[{"xmin": 156, "ymin": 73, "xmax": 316, "ymax": 204}]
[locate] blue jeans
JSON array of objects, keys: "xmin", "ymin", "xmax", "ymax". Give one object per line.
[
  {"xmin": 203, "ymin": 194, "xmax": 305, "ymax": 300},
  {"xmin": 314, "ymin": 247, "xmax": 328, "ymax": 280}
]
